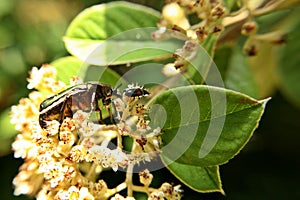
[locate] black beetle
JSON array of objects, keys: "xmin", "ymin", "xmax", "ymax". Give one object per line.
[{"xmin": 39, "ymin": 82, "xmax": 114, "ymax": 130}]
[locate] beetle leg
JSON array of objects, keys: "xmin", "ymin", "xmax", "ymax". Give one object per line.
[
  {"xmin": 59, "ymin": 98, "xmax": 73, "ymax": 123},
  {"xmin": 91, "ymin": 91, "xmax": 103, "ymax": 124},
  {"xmin": 108, "ymin": 106, "xmax": 112, "ymax": 123},
  {"xmin": 57, "ymin": 98, "xmax": 72, "ymax": 140},
  {"xmin": 56, "ymin": 102, "xmax": 66, "ymax": 140},
  {"xmin": 111, "ymin": 101, "xmax": 120, "ymax": 124},
  {"xmin": 93, "ymin": 103, "xmax": 103, "ymax": 124},
  {"xmin": 95, "ymin": 99, "xmax": 103, "ymax": 124},
  {"xmin": 99, "ymin": 108, "xmax": 103, "ymax": 124}
]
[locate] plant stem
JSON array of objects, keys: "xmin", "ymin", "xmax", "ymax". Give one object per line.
[
  {"xmin": 85, "ymin": 162, "xmax": 98, "ymax": 181},
  {"xmin": 131, "ymin": 185, "xmax": 156, "ymax": 194},
  {"xmin": 117, "ymin": 132, "xmax": 123, "ymax": 149},
  {"xmin": 106, "ymin": 182, "xmax": 127, "ymax": 198},
  {"xmin": 126, "ymin": 163, "xmax": 134, "ymax": 197}
]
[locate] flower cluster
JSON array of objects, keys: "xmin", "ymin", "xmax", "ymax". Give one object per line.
[
  {"xmin": 11, "ymin": 65, "xmax": 181, "ymax": 199},
  {"xmin": 152, "ymin": 1, "xmax": 226, "ymax": 75},
  {"xmin": 160, "ymin": 0, "xmax": 225, "ymax": 39},
  {"xmin": 148, "ymin": 183, "xmax": 182, "ymax": 200},
  {"xmin": 154, "ymin": 0, "xmax": 287, "ymax": 77}
]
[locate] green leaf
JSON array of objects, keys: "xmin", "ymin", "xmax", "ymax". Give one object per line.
[
  {"xmin": 186, "ymin": 35, "xmax": 219, "ymax": 85},
  {"xmin": 225, "ymin": 46, "xmax": 259, "ymax": 98},
  {"xmin": 51, "ymin": 56, "xmax": 83, "ymax": 84},
  {"xmin": 223, "ymin": 0, "xmax": 238, "ymax": 11},
  {"xmin": 150, "ymin": 85, "xmax": 268, "ymax": 167},
  {"xmin": 277, "ymin": 20, "xmax": 300, "ymax": 108},
  {"xmin": 64, "ymin": 1, "xmax": 183, "ymax": 65},
  {"xmin": 84, "ymin": 65, "xmax": 126, "ymax": 87},
  {"xmin": 162, "ymin": 156, "xmax": 224, "ymax": 193},
  {"xmin": 256, "ymin": 9, "xmax": 290, "ymax": 33},
  {"xmin": 51, "ymin": 56, "xmax": 125, "ymax": 87},
  {"xmin": 202, "ymin": 33, "xmax": 218, "ymax": 56},
  {"xmin": 213, "ymin": 46, "xmax": 232, "ymax": 79},
  {"xmin": 119, "ymin": 62, "xmax": 168, "ymax": 86}
]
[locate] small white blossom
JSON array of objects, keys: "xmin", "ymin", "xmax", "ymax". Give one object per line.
[{"xmin": 27, "ymin": 65, "xmax": 66, "ymax": 93}]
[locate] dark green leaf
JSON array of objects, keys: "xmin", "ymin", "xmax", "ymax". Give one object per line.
[
  {"xmin": 213, "ymin": 46, "xmax": 232, "ymax": 79},
  {"xmin": 162, "ymin": 156, "xmax": 224, "ymax": 193},
  {"xmin": 202, "ymin": 34, "xmax": 218, "ymax": 56},
  {"xmin": 186, "ymin": 35, "xmax": 219, "ymax": 85},
  {"xmin": 150, "ymin": 85, "xmax": 268, "ymax": 167},
  {"xmin": 225, "ymin": 47, "xmax": 259, "ymax": 98}
]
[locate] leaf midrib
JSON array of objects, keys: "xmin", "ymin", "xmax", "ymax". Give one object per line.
[{"xmin": 163, "ymin": 102, "xmax": 262, "ymax": 131}]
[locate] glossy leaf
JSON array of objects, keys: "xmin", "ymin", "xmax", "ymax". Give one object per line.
[
  {"xmin": 225, "ymin": 47, "xmax": 259, "ymax": 98},
  {"xmin": 150, "ymin": 85, "xmax": 268, "ymax": 167},
  {"xmin": 64, "ymin": 1, "xmax": 182, "ymax": 65},
  {"xmin": 162, "ymin": 156, "xmax": 224, "ymax": 193}
]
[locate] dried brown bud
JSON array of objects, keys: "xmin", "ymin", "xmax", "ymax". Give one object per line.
[
  {"xmin": 136, "ymin": 138, "xmax": 147, "ymax": 151},
  {"xmin": 244, "ymin": 44, "xmax": 258, "ymax": 56},
  {"xmin": 241, "ymin": 21, "xmax": 258, "ymax": 36},
  {"xmin": 174, "ymin": 63, "xmax": 185, "ymax": 70},
  {"xmin": 271, "ymin": 34, "xmax": 287, "ymax": 45},
  {"xmin": 212, "ymin": 25, "xmax": 223, "ymax": 33},
  {"xmin": 171, "ymin": 24, "xmax": 187, "ymax": 35},
  {"xmin": 211, "ymin": 5, "xmax": 225, "ymax": 18},
  {"xmin": 196, "ymin": 27, "xmax": 208, "ymax": 41}
]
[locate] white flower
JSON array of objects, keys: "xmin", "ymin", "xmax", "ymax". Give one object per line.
[{"xmin": 27, "ymin": 65, "xmax": 66, "ymax": 93}]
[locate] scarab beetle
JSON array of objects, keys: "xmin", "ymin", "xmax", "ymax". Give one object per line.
[{"xmin": 39, "ymin": 82, "xmax": 114, "ymax": 130}]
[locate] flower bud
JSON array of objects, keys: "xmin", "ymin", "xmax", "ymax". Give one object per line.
[
  {"xmin": 139, "ymin": 169, "xmax": 153, "ymax": 186},
  {"xmin": 241, "ymin": 21, "xmax": 258, "ymax": 36},
  {"xmin": 162, "ymin": 3, "xmax": 190, "ymax": 29}
]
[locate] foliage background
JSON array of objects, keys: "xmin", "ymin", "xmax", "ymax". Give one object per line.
[{"xmin": 0, "ymin": 0, "xmax": 299, "ymax": 199}]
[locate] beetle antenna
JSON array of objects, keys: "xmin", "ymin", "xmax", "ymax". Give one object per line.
[
  {"xmin": 115, "ymin": 83, "xmax": 122, "ymax": 89},
  {"xmin": 112, "ymin": 83, "xmax": 122, "ymax": 98}
]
